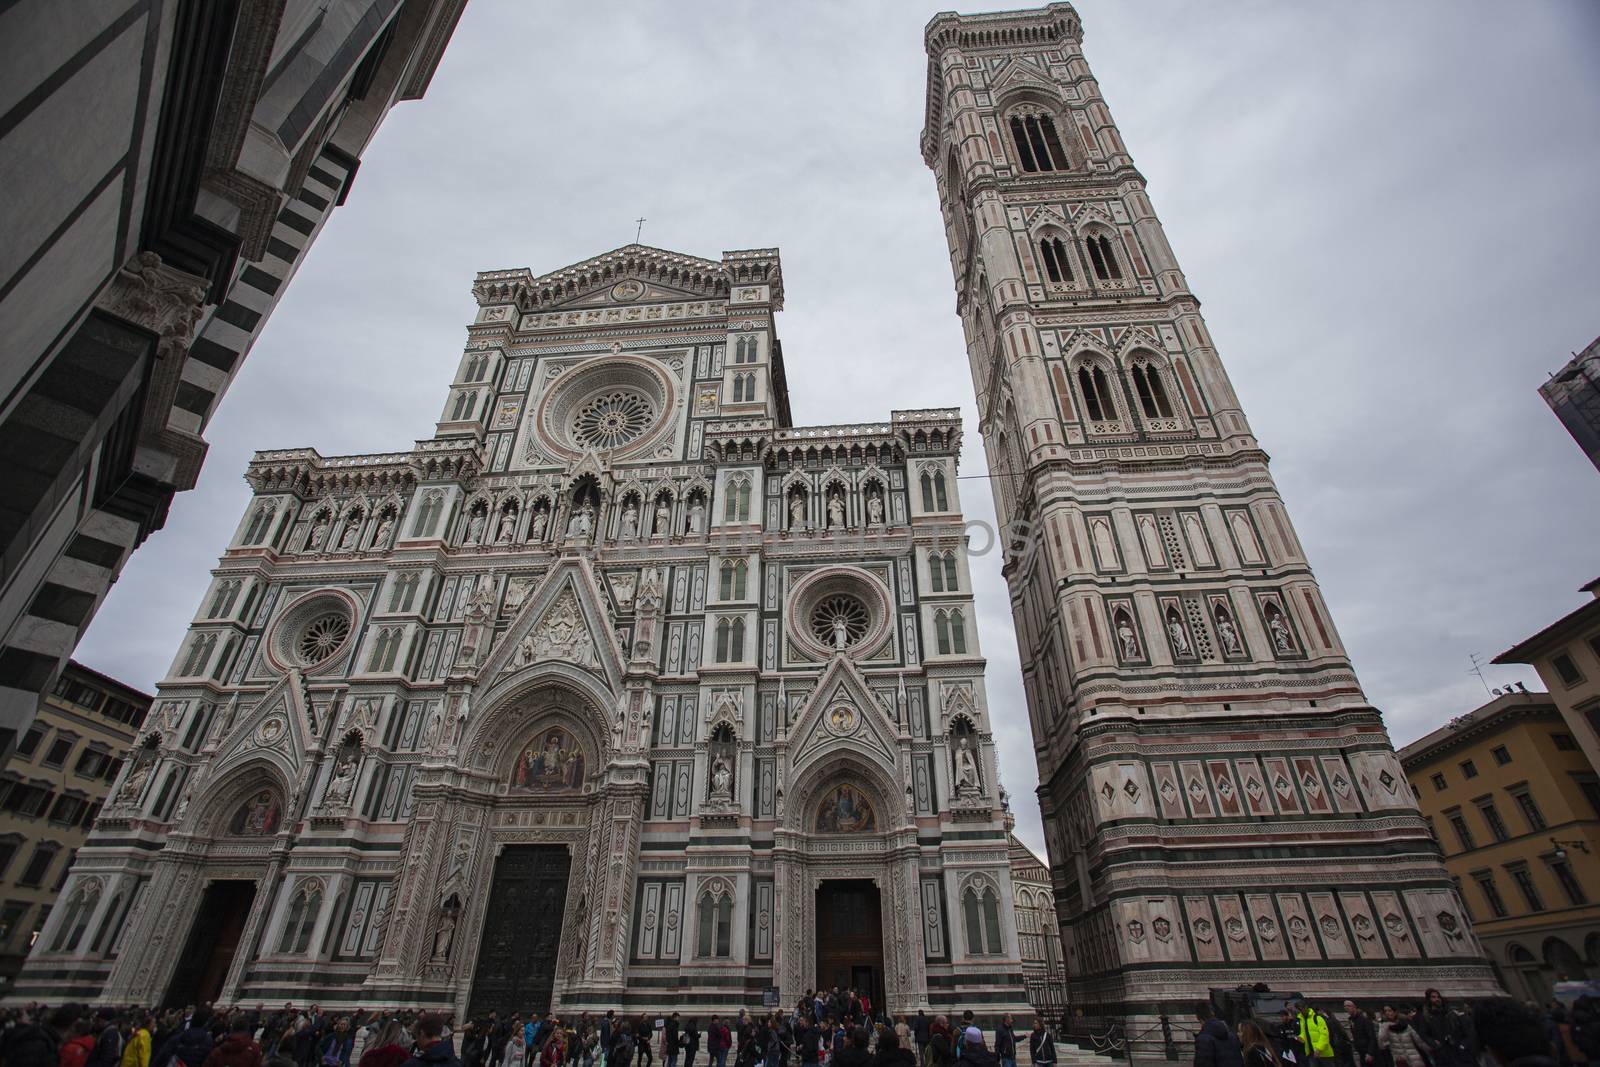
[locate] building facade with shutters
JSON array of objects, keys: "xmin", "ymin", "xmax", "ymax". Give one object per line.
[
  {"xmin": 11, "ymin": 244, "xmax": 1030, "ymax": 1018},
  {"xmin": 1398, "ymin": 691, "xmax": 1600, "ymax": 1004},
  {"xmin": 0, "ymin": 0, "xmax": 468, "ymax": 761},
  {"xmin": 920, "ymin": 2, "xmax": 1500, "ymax": 1020},
  {"xmin": 0, "ymin": 662, "xmax": 149, "ymax": 990}
]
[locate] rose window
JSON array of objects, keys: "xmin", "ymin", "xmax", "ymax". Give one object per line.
[
  {"xmin": 809, "ymin": 594, "xmax": 870, "ymax": 649},
  {"xmin": 571, "ymin": 390, "xmax": 655, "ymax": 450},
  {"xmin": 298, "ymin": 613, "xmax": 350, "ymax": 664}
]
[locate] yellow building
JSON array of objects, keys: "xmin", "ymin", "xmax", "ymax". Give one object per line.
[
  {"xmin": 0, "ymin": 661, "xmax": 148, "ymax": 988},
  {"xmin": 1495, "ymin": 577, "xmax": 1600, "ymax": 789},
  {"xmin": 1398, "ymin": 691, "xmax": 1600, "ymax": 1002}
]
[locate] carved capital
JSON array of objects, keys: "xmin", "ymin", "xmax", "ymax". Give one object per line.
[{"xmin": 97, "ymin": 252, "xmax": 210, "ymax": 359}]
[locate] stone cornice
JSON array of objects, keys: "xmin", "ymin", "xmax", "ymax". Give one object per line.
[{"xmin": 245, "ymin": 438, "xmax": 482, "ymax": 496}]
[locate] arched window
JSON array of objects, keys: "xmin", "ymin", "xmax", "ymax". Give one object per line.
[
  {"xmin": 929, "ymin": 551, "xmax": 959, "ymax": 592},
  {"xmin": 1076, "ymin": 364, "xmax": 1114, "ymax": 423},
  {"xmin": 731, "ymin": 375, "xmax": 745, "ymax": 403},
  {"xmin": 278, "ymin": 883, "xmax": 322, "ymax": 955},
  {"xmin": 208, "ymin": 581, "xmax": 233, "ymax": 618},
  {"xmin": 1038, "ymin": 236, "xmax": 1072, "ymax": 284},
  {"xmin": 1130, "ymin": 363, "xmax": 1174, "ymax": 420},
  {"xmin": 714, "ymin": 619, "xmax": 731, "ymax": 662},
  {"xmin": 1008, "ymin": 113, "xmax": 1069, "ymax": 173},
  {"xmin": 89, "ymin": 892, "xmax": 124, "ymax": 955},
  {"xmin": 962, "ymin": 885, "xmax": 1004, "ymax": 955},
  {"xmin": 941, "ymin": 552, "xmax": 959, "ymax": 590},
  {"xmin": 697, "ymin": 889, "xmax": 733, "ymax": 958},
  {"xmin": 723, "ymin": 478, "xmax": 751, "ymax": 522},
  {"xmin": 244, "ymin": 506, "xmax": 273, "ymax": 544},
  {"xmin": 935, "ymin": 610, "xmax": 967, "ymax": 656},
  {"xmin": 983, "ymin": 889, "xmax": 1002, "ymax": 952},
  {"xmin": 1085, "ymin": 233, "xmax": 1123, "ymax": 282},
  {"xmin": 743, "ymin": 373, "xmax": 757, "ymax": 400},
  {"xmin": 920, "ymin": 471, "xmax": 935, "ymax": 512},
  {"xmin": 50, "ymin": 883, "xmax": 100, "ymax": 952},
  {"xmin": 719, "ymin": 561, "xmax": 748, "ymax": 601},
  {"xmin": 730, "ymin": 618, "xmax": 746, "ymax": 661}
]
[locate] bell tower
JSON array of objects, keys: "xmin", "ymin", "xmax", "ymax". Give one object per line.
[{"xmin": 921, "ymin": 3, "xmax": 1498, "ymax": 1016}]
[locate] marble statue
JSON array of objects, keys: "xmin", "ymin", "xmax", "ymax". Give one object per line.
[
  {"xmin": 1168, "ymin": 619, "xmax": 1192, "ymax": 657},
  {"xmin": 1117, "ymin": 619, "xmax": 1139, "ymax": 659},
  {"xmin": 686, "ymin": 500, "xmax": 705, "ymax": 534},
  {"xmin": 1269, "ymin": 612, "xmax": 1294, "ymax": 654},
  {"xmin": 653, "ymin": 499, "xmax": 672, "ymax": 536},
  {"xmin": 619, "ymin": 501, "xmax": 639, "ymax": 540},
  {"xmin": 866, "ymin": 492, "xmax": 884, "ymax": 526},
  {"xmin": 954, "ymin": 736, "xmax": 980, "ymax": 793},
  {"xmin": 1217, "ymin": 615, "xmax": 1241, "ymax": 655},
  {"xmin": 827, "ymin": 494, "xmax": 846, "ymax": 528},
  {"xmin": 497, "ymin": 509, "xmax": 516, "ymax": 542},
  {"xmin": 467, "ymin": 510, "xmax": 486, "ymax": 543},
  {"xmin": 789, "ymin": 495, "xmax": 806, "ymax": 527}
]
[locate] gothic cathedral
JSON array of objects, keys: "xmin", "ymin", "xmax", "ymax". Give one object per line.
[
  {"xmin": 921, "ymin": 3, "xmax": 1499, "ymax": 1015},
  {"xmin": 15, "ymin": 246, "xmax": 1030, "ymax": 1018}
]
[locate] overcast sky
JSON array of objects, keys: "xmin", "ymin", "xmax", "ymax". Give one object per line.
[{"xmin": 79, "ymin": 0, "xmax": 1600, "ymax": 856}]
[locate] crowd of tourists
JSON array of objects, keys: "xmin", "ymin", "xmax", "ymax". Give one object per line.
[
  {"xmin": 1193, "ymin": 990, "xmax": 1600, "ymax": 1067},
  {"xmin": 1, "ymin": 987, "xmax": 1596, "ymax": 1067},
  {"xmin": 0, "ymin": 991, "xmax": 1031, "ymax": 1067}
]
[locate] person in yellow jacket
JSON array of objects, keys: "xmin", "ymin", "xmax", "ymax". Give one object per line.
[
  {"xmin": 1294, "ymin": 1001, "xmax": 1336, "ymax": 1066},
  {"xmin": 121, "ymin": 1015, "xmax": 153, "ymax": 1067}
]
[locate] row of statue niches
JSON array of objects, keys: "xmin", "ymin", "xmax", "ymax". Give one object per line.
[
  {"xmin": 458, "ymin": 485, "xmax": 710, "ymax": 547},
  {"xmin": 786, "ymin": 486, "xmax": 887, "ymax": 529}
]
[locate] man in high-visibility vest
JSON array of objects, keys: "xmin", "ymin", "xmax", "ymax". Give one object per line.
[{"xmin": 1294, "ymin": 1001, "xmax": 1336, "ymax": 1067}]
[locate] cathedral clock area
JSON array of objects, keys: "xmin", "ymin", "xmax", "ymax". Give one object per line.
[
  {"xmin": 12, "ymin": 244, "xmax": 1032, "ymax": 1020},
  {"xmin": 921, "ymin": 1, "xmax": 1500, "ymax": 1027}
]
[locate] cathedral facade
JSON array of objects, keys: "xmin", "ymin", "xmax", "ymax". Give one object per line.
[
  {"xmin": 921, "ymin": 2, "xmax": 1500, "ymax": 1017},
  {"xmin": 13, "ymin": 245, "xmax": 1029, "ymax": 1018}
]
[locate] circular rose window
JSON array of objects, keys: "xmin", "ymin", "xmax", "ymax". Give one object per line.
[
  {"xmin": 264, "ymin": 591, "xmax": 358, "ymax": 673},
  {"xmin": 572, "ymin": 389, "xmax": 655, "ymax": 450},
  {"xmin": 536, "ymin": 358, "xmax": 673, "ymax": 459},
  {"xmin": 787, "ymin": 567, "xmax": 894, "ymax": 660},
  {"xmin": 298, "ymin": 613, "xmax": 351, "ymax": 664},
  {"xmin": 809, "ymin": 594, "xmax": 870, "ymax": 649}
]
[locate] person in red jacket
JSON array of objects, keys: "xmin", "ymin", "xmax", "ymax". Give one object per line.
[
  {"xmin": 202, "ymin": 1019, "xmax": 264, "ymax": 1067},
  {"xmin": 60, "ymin": 1018, "xmax": 97, "ymax": 1067}
]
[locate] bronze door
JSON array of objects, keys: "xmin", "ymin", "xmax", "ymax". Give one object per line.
[
  {"xmin": 165, "ymin": 880, "xmax": 256, "ymax": 1007},
  {"xmin": 815, "ymin": 880, "xmax": 885, "ymax": 1012},
  {"xmin": 469, "ymin": 844, "xmax": 571, "ymax": 1016}
]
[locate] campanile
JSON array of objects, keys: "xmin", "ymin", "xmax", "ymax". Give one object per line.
[{"xmin": 922, "ymin": 3, "xmax": 1499, "ymax": 1013}]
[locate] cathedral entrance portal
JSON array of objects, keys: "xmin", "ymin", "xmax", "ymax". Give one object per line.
[
  {"xmin": 468, "ymin": 845, "xmax": 570, "ymax": 1016},
  {"xmin": 165, "ymin": 880, "xmax": 256, "ymax": 1007},
  {"xmin": 815, "ymin": 880, "xmax": 884, "ymax": 1012}
]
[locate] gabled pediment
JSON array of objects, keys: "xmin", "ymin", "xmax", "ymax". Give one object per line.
[
  {"xmin": 990, "ymin": 58, "xmax": 1058, "ymax": 100},
  {"xmin": 208, "ymin": 670, "xmax": 312, "ymax": 779},
  {"xmin": 478, "ymin": 558, "xmax": 624, "ymax": 695},
  {"xmin": 788, "ymin": 656, "xmax": 899, "ymax": 780},
  {"xmin": 551, "ymin": 277, "xmax": 711, "ymax": 310}
]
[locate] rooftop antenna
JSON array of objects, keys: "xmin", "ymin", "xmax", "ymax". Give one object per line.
[
  {"xmin": 1468, "ymin": 652, "xmax": 1493, "ymax": 696},
  {"xmin": 634, "ymin": 217, "xmax": 646, "ymax": 244}
]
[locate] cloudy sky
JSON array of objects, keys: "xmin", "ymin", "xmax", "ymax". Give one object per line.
[{"xmin": 80, "ymin": 0, "xmax": 1600, "ymax": 855}]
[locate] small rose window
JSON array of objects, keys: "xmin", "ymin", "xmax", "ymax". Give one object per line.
[{"xmin": 298, "ymin": 613, "xmax": 350, "ymax": 664}]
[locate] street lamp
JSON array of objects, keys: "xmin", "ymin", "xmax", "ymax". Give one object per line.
[{"xmin": 1550, "ymin": 837, "xmax": 1590, "ymax": 862}]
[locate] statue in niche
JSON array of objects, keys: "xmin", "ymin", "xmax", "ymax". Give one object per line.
[
  {"xmin": 832, "ymin": 615, "xmax": 850, "ymax": 651},
  {"xmin": 1268, "ymin": 609, "xmax": 1294, "ymax": 654},
  {"xmin": 373, "ymin": 513, "xmax": 394, "ymax": 549},
  {"xmin": 686, "ymin": 499, "xmax": 706, "ymax": 535},
  {"xmin": 496, "ymin": 508, "xmax": 517, "ymax": 542},
  {"xmin": 1116, "ymin": 617, "xmax": 1140, "ymax": 659},
  {"xmin": 866, "ymin": 492, "xmax": 884, "ymax": 526},
  {"xmin": 467, "ymin": 509, "xmax": 486, "ymax": 544},
  {"xmin": 653, "ymin": 498, "xmax": 672, "ymax": 537},
  {"xmin": 421, "ymin": 706, "xmax": 443, "ymax": 748},
  {"xmin": 338, "ymin": 518, "xmax": 359, "ymax": 551},
  {"xmin": 431, "ymin": 904, "xmax": 457, "ymax": 960},
  {"xmin": 789, "ymin": 494, "xmax": 807, "ymax": 528},
  {"xmin": 529, "ymin": 507, "xmax": 549, "ymax": 541},
  {"xmin": 566, "ymin": 503, "xmax": 595, "ymax": 540},
  {"xmin": 954, "ymin": 735, "xmax": 981, "ymax": 795},
  {"xmin": 827, "ymin": 493, "xmax": 846, "ymax": 529},
  {"xmin": 710, "ymin": 755, "xmax": 733, "ymax": 799},
  {"xmin": 117, "ymin": 755, "xmax": 153, "ymax": 804},
  {"xmin": 619, "ymin": 500, "xmax": 639, "ymax": 540},
  {"xmin": 307, "ymin": 514, "xmax": 329, "ymax": 550},
  {"xmin": 1216, "ymin": 613, "xmax": 1242, "ymax": 655},
  {"xmin": 324, "ymin": 744, "xmax": 359, "ymax": 806},
  {"xmin": 459, "ymin": 582, "xmax": 495, "ymax": 666},
  {"xmin": 1167, "ymin": 616, "xmax": 1192, "ymax": 657}
]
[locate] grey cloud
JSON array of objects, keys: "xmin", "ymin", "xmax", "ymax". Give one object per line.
[{"xmin": 78, "ymin": 0, "xmax": 1600, "ymax": 858}]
